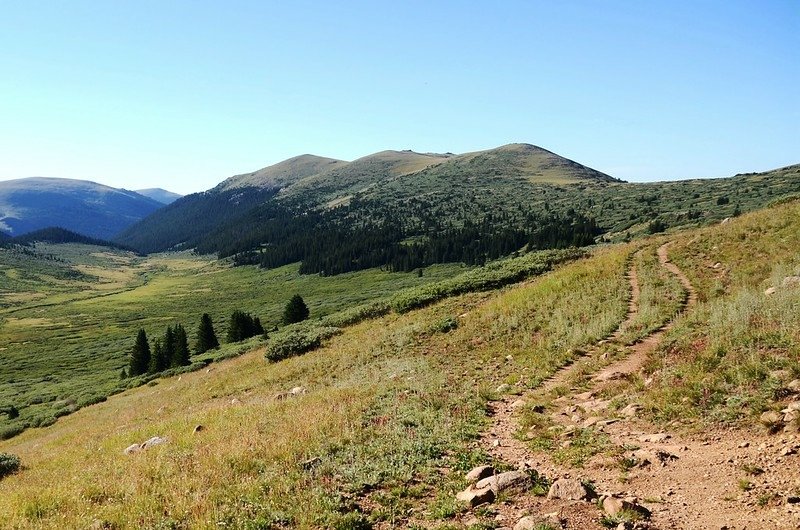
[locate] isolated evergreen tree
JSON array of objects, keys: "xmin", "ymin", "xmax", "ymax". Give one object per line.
[
  {"xmin": 119, "ymin": 368, "xmax": 128, "ymax": 380},
  {"xmin": 195, "ymin": 313, "xmax": 219, "ymax": 354},
  {"xmin": 171, "ymin": 324, "xmax": 191, "ymax": 367},
  {"xmin": 128, "ymin": 329, "xmax": 151, "ymax": 377},
  {"xmin": 226, "ymin": 310, "xmax": 263, "ymax": 342},
  {"xmin": 282, "ymin": 295, "xmax": 310, "ymax": 324},
  {"xmin": 148, "ymin": 339, "xmax": 167, "ymax": 373},
  {"xmin": 253, "ymin": 317, "xmax": 264, "ymax": 335}
]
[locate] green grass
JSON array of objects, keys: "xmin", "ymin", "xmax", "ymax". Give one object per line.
[
  {"xmin": 0, "ymin": 242, "xmax": 631, "ymax": 528},
  {"xmin": 640, "ymin": 199, "xmax": 800, "ymax": 425},
  {"xmin": 0, "ymin": 244, "xmax": 468, "ymax": 438}
]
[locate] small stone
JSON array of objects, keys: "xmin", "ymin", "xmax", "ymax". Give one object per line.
[
  {"xmin": 788, "ymin": 380, "xmax": 800, "ymax": 393},
  {"xmin": 511, "ymin": 399, "xmax": 526, "ymax": 409},
  {"xmin": 230, "ymin": 398, "xmax": 241, "ymax": 405},
  {"xmin": 602, "ymin": 495, "xmax": 651, "ymax": 518},
  {"xmin": 738, "ymin": 442, "xmax": 750, "ymax": 448},
  {"xmin": 582, "ymin": 416, "xmax": 603, "ymax": 428},
  {"xmin": 547, "ymin": 478, "xmax": 596, "ymax": 500},
  {"xmin": 141, "ymin": 436, "xmax": 167, "ymax": 449},
  {"xmin": 514, "ymin": 516, "xmax": 553, "ymax": 530},
  {"xmin": 780, "ymin": 446, "xmax": 797, "ymax": 457},
  {"xmin": 493, "ymin": 439, "xmax": 501, "ymax": 447},
  {"xmin": 193, "ymin": 424, "xmax": 204, "ymax": 434},
  {"xmin": 123, "ymin": 443, "xmax": 141, "ymax": 455},
  {"xmin": 782, "ymin": 276, "xmax": 800, "ymax": 288},
  {"xmin": 496, "ymin": 383, "xmax": 511, "ymax": 393},
  {"xmin": 465, "ymin": 465, "xmax": 495, "ymax": 483},
  {"xmin": 290, "ymin": 386, "xmax": 306, "ymax": 395},
  {"xmin": 638, "ymin": 433, "xmax": 671, "ymax": 443},
  {"xmin": 765, "ymin": 287, "xmax": 777, "ymax": 296}
]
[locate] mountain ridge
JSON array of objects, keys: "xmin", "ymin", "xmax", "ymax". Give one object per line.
[{"xmin": 0, "ymin": 177, "xmax": 163, "ymax": 239}]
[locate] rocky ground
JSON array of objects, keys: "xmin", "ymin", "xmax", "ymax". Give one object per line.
[{"xmin": 454, "ymin": 243, "xmax": 800, "ymax": 530}]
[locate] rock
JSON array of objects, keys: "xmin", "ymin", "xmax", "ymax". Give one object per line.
[
  {"xmin": 601, "ymin": 495, "xmax": 651, "ymax": 518},
  {"xmin": 466, "ymin": 465, "xmax": 495, "ymax": 483},
  {"xmin": 760, "ymin": 410, "xmax": 784, "ymax": 431},
  {"xmin": 513, "ymin": 515, "xmax": 562, "ymax": 530},
  {"xmin": 765, "ymin": 287, "xmax": 777, "ymax": 296},
  {"xmin": 456, "ymin": 485, "xmax": 495, "ymax": 507},
  {"xmin": 638, "ymin": 433, "xmax": 671, "ymax": 443},
  {"xmin": 620, "ymin": 403, "xmax": 642, "ymax": 418},
  {"xmin": 496, "ymin": 383, "xmax": 511, "ymax": 393},
  {"xmin": 787, "ymin": 496, "xmax": 800, "ymax": 504},
  {"xmin": 511, "ymin": 399, "xmax": 527, "ymax": 409},
  {"xmin": 547, "ymin": 478, "xmax": 596, "ymax": 501},
  {"xmin": 788, "ymin": 380, "xmax": 800, "ymax": 393},
  {"xmin": 633, "ymin": 449, "xmax": 678, "ymax": 467},
  {"xmin": 713, "ymin": 262, "xmax": 722, "ymax": 269},
  {"xmin": 141, "ymin": 436, "xmax": 167, "ymax": 449},
  {"xmin": 721, "ymin": 217, "xmax": 731, "ymax": 225},
  {"xmin": 779, "ymin": 446, "xmax": 797, "ymax": 457},
  {"xmin": 230, "ymin": 398, "xmax": 241, "ymax": 405},
  {"xmin": 123, "ymin": 444, "xmax": 141, "ymax": 455},
  {"xmin": 290, "ymin": 386, "xmax": 307, "ymax": 395},
  {"xmin": 193, "ymin": 424, "xmax": 204, "ymax": 434},
  {"xmin": 582, "ymin": 416, "xmax": 603, "ymax": 428},
  {"xmin": 476, "ymin": 470, "xmax": 531, "ymax": 495},
  {"xmin": 782, "ymin": 276, "xmax": 800, "ymax": 288}
]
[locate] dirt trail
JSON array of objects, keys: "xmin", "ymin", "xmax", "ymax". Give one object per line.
[{"xmin": 474, "ymin": 243, "xmax": 800, "ymax": 530}]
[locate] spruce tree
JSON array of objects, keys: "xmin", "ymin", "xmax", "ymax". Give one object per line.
[
  {"xmin": 149, "ymin": 339, "xmax": 167, "ymax": 373},
  {"xmin": 195, "ymin": 313, "xmax": 220, "ymax": 354},
  {"xmin": 163, "ymin": 326, "xmax": 176, "ymax": 364},
  {"xmin": 128, "ymin": 329, "xmax": 151, "ymax": 377},
  {"xmin": 171, "ymin": 324, "xmax": 190, "ymax": 367},
  {"xmin": 282, "ymin": 295, "xmax": 310, "ymax": 325}
]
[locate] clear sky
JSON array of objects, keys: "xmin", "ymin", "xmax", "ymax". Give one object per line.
[{"xmin": 0, "ymin": 1, "xmax": 797, "ymax": 195}]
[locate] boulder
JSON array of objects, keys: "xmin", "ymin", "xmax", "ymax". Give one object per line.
[
  {"xmin": 476, "ymin": 470, "xmax": 531, "ymax": 494},
  {"xmin": 465, "ymin": 465, "xmax": 495, "ymax": 483},
  {"xmin": 546, "ymin": 478, "xmax": 596, "ymax": 501},
  {"xmin": 456, "ymin": 484, "xmax": 495, "ymax": 507}
]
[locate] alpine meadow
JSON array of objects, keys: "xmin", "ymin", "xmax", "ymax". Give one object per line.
[{"xmin": 2, "ymin": 3, "xmax": 799, "ymax": 529}]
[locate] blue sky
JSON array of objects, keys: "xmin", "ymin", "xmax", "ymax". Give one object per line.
[{"xmin": 0, "ymin": 1, "xmax": 797, "ymax": 194}]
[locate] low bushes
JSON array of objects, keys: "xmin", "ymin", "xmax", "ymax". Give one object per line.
[{"xmin": 0, "ymin": 452, "xmax": 21, "ymax": 478}]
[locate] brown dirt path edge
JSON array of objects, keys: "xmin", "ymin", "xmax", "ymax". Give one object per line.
[{"xmin": 474, "ymin": 243, "xmax": 800, "ymax": 530}]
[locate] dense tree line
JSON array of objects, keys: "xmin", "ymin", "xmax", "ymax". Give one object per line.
[{"xmin": 127, "ymin": 324, "xmax": 191, "ymax": 377}]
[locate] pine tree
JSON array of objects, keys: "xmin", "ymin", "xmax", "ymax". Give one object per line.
[
  {"xmin": 128, "ymin": 329, "xmax": 151, "ymax": 377},
  {"xmin": 171, "ymin": 324, "xmax": 190, "ymax": 367},
  {"xmin": 163, "ymin": 325, "xmax": 176, "ymax": 364},
  {"xmin": 149, "ymin": 339, "xmax": 167, "ymax": 373},
  {"xmin": 282, "ymin": 294, "xmax": 310, "ymax": 325},
  {"xmin": 195, "ymin": 313, "xmax": 219, "ymax": 354}
]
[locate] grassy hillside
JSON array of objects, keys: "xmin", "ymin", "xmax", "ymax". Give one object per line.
[
  {"xmin": 0, "ymin": 244, "xmax": 632, "ymax": 529},
  {"xmin": 0, "ymin": 243, "xmax": 470, "ymax": 440}
]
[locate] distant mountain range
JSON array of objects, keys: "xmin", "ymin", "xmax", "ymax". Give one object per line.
[
  {"xmin": 134, "ymin": 188, "xmax": 183, "ymax": 204},
  {"xmin": 0, "ymin": 178, "xmax": 178, "ymax": 240}
]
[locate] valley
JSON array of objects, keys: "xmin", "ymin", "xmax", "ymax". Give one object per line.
[{"xmin": 1, "ymin": 196, "xmax": 799, "ymax": 529}]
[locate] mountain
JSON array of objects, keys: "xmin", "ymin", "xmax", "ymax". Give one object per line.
[
  {"xmin": 0, "ymin": 178, "xmax": 163, "ymax": 240},
  {"xmin": 116, "ymin": 144, "xmax": 800, "ymax": 277},
  {"xmin": 218, "ymin": 154, "xmax": 348, "ymax": 191},
  {"xmin": 116, "ymin": 143, "xmax": 614, "ymax": 258},
  {"xmin": 135, "ymin": 188, "xmax": 183, "ymax": 204}
]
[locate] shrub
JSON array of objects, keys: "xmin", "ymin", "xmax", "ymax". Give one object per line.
[
  {"xmin": 265, "ymin": 326, "xmax": 341, "ymax": 362},
  {"xmin": 0, "ymin": 452, "xmax": 21, "ymax": 479}
]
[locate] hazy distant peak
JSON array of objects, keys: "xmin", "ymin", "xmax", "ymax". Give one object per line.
[{"xmin": 135, "ymin": 188, "xmax": 183, "ymax": 204}]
